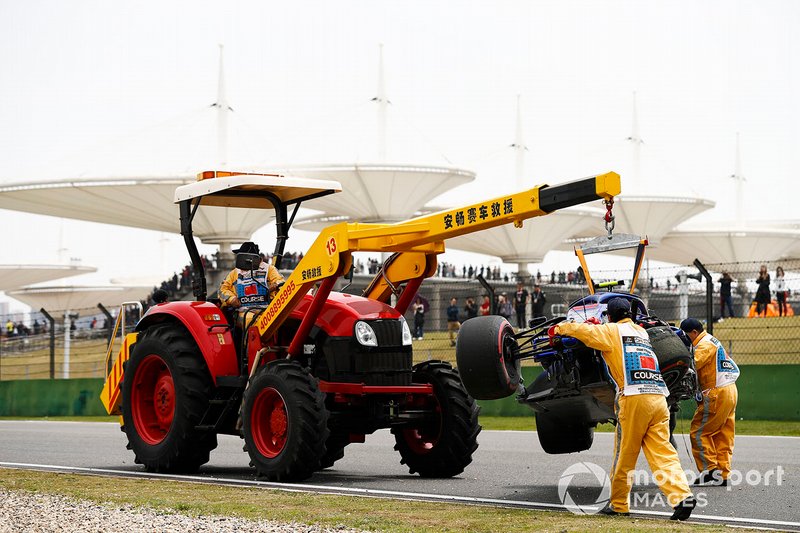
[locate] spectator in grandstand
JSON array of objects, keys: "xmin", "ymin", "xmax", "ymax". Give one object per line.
[
  {"xmin": 532, "ymin": 284, "xmax": 547, "ymax": 319},
  {"xmin": 464, "ymin": 297, "xmax": 478, "ymax": 320},
  {"xmin": 412, "ymin": 297, "xmax": 425, "ymax": 339},
  {"xmin": 718, "ymin": 272, "xmax": 735, "ymax": 319},
  {"xmin": 446, "ymin": 297, "xmax": 461, "ymax": 347},
  {"xmin": 513, "ymin": 281, "xmax": 529, "ymax": 328},
  {"xmin": 775, "ymin": 266, "xmax": 789, "ymax": 317},
  {"xmin": 479, "ymin": 295, "xmax": 491, "ymax": 316},
  {"xmin": 754, "ymin": 265, "xmax": 771, "ymax": 317},
  {"xmin": 498, "ymin": 293, "xmax": 513, "ymax": 322}
]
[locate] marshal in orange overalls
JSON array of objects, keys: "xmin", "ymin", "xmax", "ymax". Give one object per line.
[
  {"xmin": 688, "ymin": 330, "xmax": 740, "ymax": 480},
  {"xmin": 556, "ymin": 318, "xmax": 693, "ymax": 513}
]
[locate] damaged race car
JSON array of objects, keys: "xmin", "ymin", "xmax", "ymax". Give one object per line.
[{"xmin": 456, "ymin": 233, "xmax": 698, "ymax": 453}]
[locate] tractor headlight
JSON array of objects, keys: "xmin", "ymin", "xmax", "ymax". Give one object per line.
[
  {"xmin": 354, "ymin": 320, "xmax": 378, "ymax": 347},
  {"xmin": 400, "ymin": 316, "xmax": 413, "ymax": 346}
]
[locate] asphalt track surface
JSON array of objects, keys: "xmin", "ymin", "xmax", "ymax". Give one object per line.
[{"xmin": 1, "ymin": 421, "xmax": 798, "ymax": 530}]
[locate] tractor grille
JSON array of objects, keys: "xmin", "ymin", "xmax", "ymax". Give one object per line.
[
  {"xmin": 320, "ymin": 323, "xmax": 413, "ymax": 386},
  {"xmin": 369, "ymin": 319, "xmax": 403, "ymax": 346},
  {"xmin": 352, "ymin": 351, "xmax": 412, "ymax": 386}
]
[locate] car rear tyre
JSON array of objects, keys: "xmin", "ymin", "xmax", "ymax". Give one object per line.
[
  {"xmin": 242, "ymin": 360, "xmax": 329, "ymax": 482},
  {"xmin": 456, "ymin": 316, "xmax": 520, "ymax": 400},
  {"xmin": 535, "ymin": 411, "xmax": 594, "ymax": 454},
  {"xmin": 392, "ymin": 361, "xmax": 480, "ymax": 478},
  {"xmin": 122, "ymin": 324, "xmax": 217, "ymax": 473}
]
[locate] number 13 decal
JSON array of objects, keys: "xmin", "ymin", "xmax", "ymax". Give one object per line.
[{"xmin": 326, "ymin": 237, "xmax": 337, "ymax": 255}]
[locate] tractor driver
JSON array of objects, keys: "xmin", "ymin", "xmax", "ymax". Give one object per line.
[
  {"xmin": 219, "ymin": 241, "xmax": 284, "ymax": 310},
  {"xmin": 550, "ymin": 298, "xmax": 696, "ymax": 520},
  {"xmin": 679, "ymin": 318, "xmax": 740, "ymax": 487}
]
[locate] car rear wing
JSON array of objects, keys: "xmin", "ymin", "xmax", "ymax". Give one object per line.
[{"xmin": 575, "ymin": 233, "xmax": 649, "ymax": 295}]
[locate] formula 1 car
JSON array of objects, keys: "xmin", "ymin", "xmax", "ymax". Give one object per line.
[{"xmin": 456, "ymin": 233, "xmax": 698, "ymax": 453}]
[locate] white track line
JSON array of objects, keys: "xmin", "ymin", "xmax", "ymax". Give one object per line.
[{"xmin": 2, "ymin": 462, "xmax": 799, "ymax": 530}]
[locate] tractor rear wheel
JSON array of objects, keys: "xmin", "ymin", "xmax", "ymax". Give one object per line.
[
  {"xmin": 242, "ymin": 360, "xmax": 329, "ymax": 482},
  {"xmin": 121, "ymin": 324, "xmax": 217, "ymax": 473},
  {"xmin": 392, "ymin": 361, "xmax": 480, "ymax": 478},
  {"xmin": 456, "ymin": 315, "xmax": 521, "ymax": 400},
  {"xmin": 318, "ymin": 431, "xmax": 349, "ymax": 470}
]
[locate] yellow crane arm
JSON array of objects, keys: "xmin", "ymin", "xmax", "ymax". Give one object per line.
[{"xmin": 256, "ymin": 172, "xmax": 620, "ymax": 342}]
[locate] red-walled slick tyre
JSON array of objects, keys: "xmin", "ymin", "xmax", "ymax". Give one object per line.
[
  {"xmin": 242, "ymin": 360, "xmax": 329, "ymax": 482},
  {"xmin": 392, "ymin": 361, "xmax": 480, "ymax": 478},
  {"xmin": 456, "ymin": 315, "xmax": 521, "ymax": 400},
  {"xmin": 121, "ymin": 324, "xmax": 217, "ymax": 473}
]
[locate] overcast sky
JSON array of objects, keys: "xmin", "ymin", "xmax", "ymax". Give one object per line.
[{"xmin": 1, "ymin": 0, "xmax": 798, "ymax": 311}]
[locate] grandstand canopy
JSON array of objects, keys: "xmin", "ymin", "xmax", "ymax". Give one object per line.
[
  {"xmin": 647, "ymin": 226, "xmax": 800, "ymax": 271},
  {"xmin": 7, "ymin": 285, "xmax": 152, "ymax": 311},
  {"xmin": 0, "ymin": 176, "xmax": 278, "ymax": 247},
  {"xmin": 274, "ymin": 164, "xmax": 475, "ymax": 223},
  {"xmin": 447, "ymin": 207, "xmax": 604, "ymax": 266},
  {"xmin": 0, "ymin": 265, "xmax": 96, "ymax": 292},
  {"xmin": 557, "ymin": 195, "xmax": 715, "ymax": 249}
]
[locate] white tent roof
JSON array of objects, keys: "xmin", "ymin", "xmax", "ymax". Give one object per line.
[
  {"xmin": 7, "ymin": 285, "xmax": 152, "ymax": 311},
  {"xmin": 273, "ymin": 164, "xmax": 475, "ymax": 223},
  {"xmin": 0, "ymin": 265, "xmax": 97, "ymax": 292},
  {"xmin": 0, "ymin": 176, "xmax": 275, "ymax": 246},
  {"xmin": 556, "ymin": 195, "xmax": 715, "ymax": 249},
  {"xmin": 447, "ymin": 207, "xmax": 604, "ymax": 264},
  {"xmin": 646, "ymin": 227, "xmax": 800, "ymax": 270}
]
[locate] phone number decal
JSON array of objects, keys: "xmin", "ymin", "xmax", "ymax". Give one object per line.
[{"xmin": 259, "ymin": 279, "xmax": 297, "ymax": 330}]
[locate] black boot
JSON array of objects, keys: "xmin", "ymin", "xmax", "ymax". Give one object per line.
[
  {"xmin": 693, "ymin": 469, "xmax": 726, "ymax": 486},
  {"xmin": 599, "ymin": 505, "xmax": 630, "ymax": 517},
  {"xmin": 670, "ymin": 496, "xmax": 697, "ymax": 521}
]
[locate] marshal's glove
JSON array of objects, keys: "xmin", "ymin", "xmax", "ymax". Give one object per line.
[{"xmin": 547, "ymin": 325, "xmax": 562, "ymax": 347}]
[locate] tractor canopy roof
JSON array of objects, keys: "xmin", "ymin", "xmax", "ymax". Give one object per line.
[{"xmin": 174, "ymin": 171, "xmax": 342, "ymax": 209}]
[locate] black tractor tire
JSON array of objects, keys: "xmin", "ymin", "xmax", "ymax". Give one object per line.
[
  {"xmin": 241, "ymin": 360, "xmax": 329, "ymax": 482},
  {"xmin": 121, "ymin": 324, "xmax": 217, "ymax": 473},
  {"xmin": 391, "ymin": 361, "xmax": 481, "ymax": 478},
  {"xmin": 319, "ymin": 431, "xmax": 349, "ymax": 470},
  {"xmin": 535, "ymin": 411, "xmax": 594, "ymax": 454},
  {"xmin": 456, "ymin": 315, "xmax": 520, "ymax": 400}
]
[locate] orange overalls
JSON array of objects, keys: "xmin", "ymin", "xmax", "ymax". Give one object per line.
[
  {"xmin": 689, "ymin": 331, "xmax": 739, "ymax": 479},
  {"xmin": 557, "ymin": 319, "xmax": 693, "ymax": 513}
]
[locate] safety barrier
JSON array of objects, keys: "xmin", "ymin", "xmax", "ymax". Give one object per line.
[
  {"xmin": 1, "ymin": 365, "xmax": 797, "ymax": 420},
  {"xmin": 474, "ymin": 365, "xmax": 800, "ymax": 421}
]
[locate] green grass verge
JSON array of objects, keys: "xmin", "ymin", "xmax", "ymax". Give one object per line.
[
  {"xmin": 478, "ymin": 416, "xmax": 800, "ymax": 436},
  {"xmin": 0, "ymin": 468, "xmax": 749, "ymax": 533}
]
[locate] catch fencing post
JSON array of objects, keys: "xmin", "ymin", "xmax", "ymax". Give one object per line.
[
  {"xmin": 97, "ymin": 303, "xmax": 114, "ymax": 346},
  {"xmin": 476, "ymin": 274, "xmax": 496, "ymax": 315},
  {"xmin": 40, "ymin": 308, "xmax": 56, "ymax": 379},
  {"xmin": 693, "ymin": 259, "xmax": 714, "ymax": 334}
]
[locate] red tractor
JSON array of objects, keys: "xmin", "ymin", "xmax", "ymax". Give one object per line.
[{"xmin": 101, "ymin": 169, "xmax": 620, "ymax": 482}]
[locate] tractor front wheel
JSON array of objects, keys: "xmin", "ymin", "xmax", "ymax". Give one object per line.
[
  {"xmin": 392, "ymin": 361, "xmax": 480, "ymax": 478},
  {"xmin": 121, "ymin": 324, "xmax": 217, "ymax": 473},
  {"xmin": 242, "ymin": 360, "xmax": 329, "ymax": 482}
]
